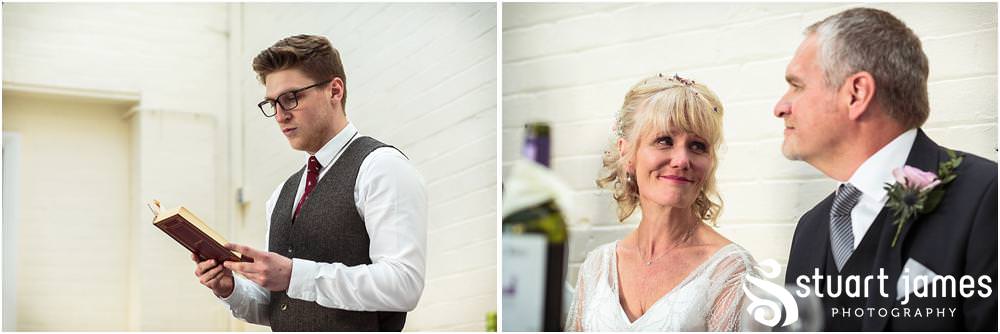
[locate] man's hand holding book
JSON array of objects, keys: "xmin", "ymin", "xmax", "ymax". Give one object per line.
[{"xmin": 193, "ymin": 253, "xmax": 235, "ymax": 298}]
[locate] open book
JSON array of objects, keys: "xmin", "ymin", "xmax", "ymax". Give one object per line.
[{"xmin": 149, "ymin": 200, "xmax": 252, "ymax": 263}]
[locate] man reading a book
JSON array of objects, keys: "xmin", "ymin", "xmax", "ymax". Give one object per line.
[{"xmin": 192, "ymin": 34, "xmax": 427, "ymax": 331}]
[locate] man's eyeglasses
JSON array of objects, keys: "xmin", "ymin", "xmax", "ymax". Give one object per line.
[{"xmin": 257, "ymin": 79, "xmax": 333, "ymax": 117}]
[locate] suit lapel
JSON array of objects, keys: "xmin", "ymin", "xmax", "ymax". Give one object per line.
[
  {"xmin": 893, "ymin": 129, "xmax": 943, "ymax": 247},
  {"xmin": 789, "ymin": 195, "xmax": 834, "ymax": 281},
  {"xmin": 863, "ymin": 129, "xmax": 943, "ymax": 330}
]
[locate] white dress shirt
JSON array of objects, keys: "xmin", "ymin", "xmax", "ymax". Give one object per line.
[
  {"xmin": 842, "ymin": 128, "xmax": 917, "ymax": 249},
  {"xmin": 220, "ymin": 122, "xmax": 428, "ymax": 326}
]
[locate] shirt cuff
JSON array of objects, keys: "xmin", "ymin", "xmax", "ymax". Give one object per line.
[
  {"xmin": 287, "ymin": 258, "xmax": 319, "ymax": 302},
  {"xmin": 218, "ymin": 274, "xmax": 248, "ymax": 305}
]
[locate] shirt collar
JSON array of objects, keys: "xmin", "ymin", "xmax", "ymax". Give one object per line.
[
  {"xmin": 309, "ymin": 122, "xmax": 359, "ymax": 169},
  {"xmin": 845, "ymin": 128, "xmax": 918, "ymax": 202}
]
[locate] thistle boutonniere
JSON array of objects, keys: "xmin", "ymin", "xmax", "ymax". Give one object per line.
[{"xmin": 883, "ymin": 150, "xmax": 963, "ymax": 247}]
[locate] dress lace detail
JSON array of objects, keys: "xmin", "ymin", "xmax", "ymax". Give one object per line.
[{"xmin": 565, "ymin": 242, "xmax": 761, "ymax": 331}]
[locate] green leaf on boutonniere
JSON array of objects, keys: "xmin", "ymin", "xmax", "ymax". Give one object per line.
[
  {"xmin": 923, "ymin": 189, "xmax": 946, "ymax": 213},
  {"xmin": 938, "ymin": 150, "xmax": 963, "ymax": 186}
]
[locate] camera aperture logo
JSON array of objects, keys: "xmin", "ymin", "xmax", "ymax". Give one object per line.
[{"xmin": 742, "ymin": 259, "xmax": 798, "ymax": 327}]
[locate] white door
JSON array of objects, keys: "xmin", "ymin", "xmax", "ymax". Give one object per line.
[
  {"xmin": 3, "ymin": 132, "xmax": 22, "ymax": 330},
  {"xmin": 2, "ymin": 93, "xmax": 132, "ymax": 330}
]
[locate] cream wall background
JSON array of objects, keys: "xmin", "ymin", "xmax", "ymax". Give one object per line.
[
  {"xmin": 3, "ymin": 3, "xmax": 230, "ymax": 331},
  {"xmin": 4, "ymin": 94, "xmax": 135, "ymax": 330},
  {"xmin": 502, "ymin": 3, "xmax": 997, "ymax": 287},
  {"xmin": 3, "ymin": 2, "xmax": 496, "ymax": 331}
]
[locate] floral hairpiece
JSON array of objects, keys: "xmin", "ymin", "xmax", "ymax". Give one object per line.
[
  {"xmin": 670, "ymin": 73, "xmax": 695, "ymax": 86},
  {"xmin": 614, "ymin": 73, "xmax": 719, "ymax": 138}
]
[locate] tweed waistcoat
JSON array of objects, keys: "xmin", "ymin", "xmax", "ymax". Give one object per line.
[{"xmin": 267, "ymin": 136, "xmax": 406, "ymax": 331}]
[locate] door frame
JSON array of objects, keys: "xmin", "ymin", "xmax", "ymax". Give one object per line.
[{"xmin": 3, "ymin": 82, "xmax": 139, "ymax": 330}]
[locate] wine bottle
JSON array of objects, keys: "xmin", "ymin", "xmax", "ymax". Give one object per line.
[{"xmin": 501, "ymin": 122, "xmax": 568, "ymax": 331}]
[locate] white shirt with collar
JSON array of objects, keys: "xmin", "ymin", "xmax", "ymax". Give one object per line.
[
  {"xmin": 842, "ymin": 128, "xmax": 917, "ymax": 249},
  {"xmin": 220, "ymin": 122, "xmax": 428, "ymax": 325}
]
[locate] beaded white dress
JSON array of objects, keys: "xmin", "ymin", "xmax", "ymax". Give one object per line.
[{"xmin": 565, "ymin": 242, "xmax": 760, "ymax": 331}]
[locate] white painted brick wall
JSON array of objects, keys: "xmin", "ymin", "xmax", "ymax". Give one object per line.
[
  {"xmin": 3, "ymin": 3, "xmax": 230, "ymax": 331},
  {"xmin": 235, "ymin": 3, "xmax": 497, "ymax": 331},
  {"xmin": 502, "ymin": 3, "xmax": 998, "ymax": 287}
]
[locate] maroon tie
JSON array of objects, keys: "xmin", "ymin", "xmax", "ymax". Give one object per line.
[{"xmin": 294, "ymin": 156, "xmax": 322, "ymax": 219}]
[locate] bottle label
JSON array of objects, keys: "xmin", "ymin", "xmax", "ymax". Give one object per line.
[{"xmin": 501, "ymin": 234, "xmax": 547, "ymax": 331}]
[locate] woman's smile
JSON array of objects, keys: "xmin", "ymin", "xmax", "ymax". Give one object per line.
[{"xmin": 658, "ymin": 174, "xmax": 694, "ymax": 184}]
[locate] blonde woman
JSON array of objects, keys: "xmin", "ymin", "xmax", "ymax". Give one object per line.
[{"xmin": 566, "ymin": 74, "xmax": 759, "ymax": 331}]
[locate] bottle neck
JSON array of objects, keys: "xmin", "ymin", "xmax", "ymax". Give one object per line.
[{"xmin": 523, "ymin": 133, "xmax": 550, "ymax": 167}]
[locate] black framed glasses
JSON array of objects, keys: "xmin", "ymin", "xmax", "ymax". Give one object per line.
[{"xmin": 257, "ymin": 79, "xmax": 333, "ymax": 117}]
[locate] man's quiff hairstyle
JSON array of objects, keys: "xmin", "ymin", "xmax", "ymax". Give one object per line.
[
  {"xmin": 807, "ymin": 7, "xmax": 929, "ymax": 129},
  {"xmin": 252, "ymin": 34, "xmax": 347, "ymax": 109}
]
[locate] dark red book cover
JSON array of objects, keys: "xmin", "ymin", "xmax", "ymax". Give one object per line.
[{"xmin": 152, "ymin": 207, "xmax": 252, "ymax": 263}]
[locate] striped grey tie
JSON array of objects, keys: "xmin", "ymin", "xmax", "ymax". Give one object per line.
[{"xmin": 830, "ymin": 183, "xmax": 862, "ymax": 271}]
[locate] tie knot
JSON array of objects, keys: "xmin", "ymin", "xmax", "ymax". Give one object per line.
[
  {"xmin": 832, "ymin": 183, "xmax": 862, "ymax": 217},
  {"xmin": 308, "ymin": 156, "xmax": 322, "ymax": 173}
]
